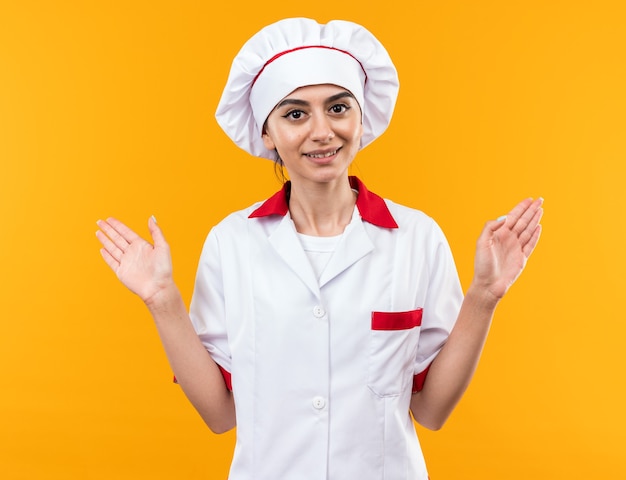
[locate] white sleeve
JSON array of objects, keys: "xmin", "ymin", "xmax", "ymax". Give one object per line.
[
  {"xmin": 413, "ymin": 222, "xmax": 464, "ymax": 391},
  {"xmin": 189, "ymin": 229, "xmax": 232, "ymax": 381}
]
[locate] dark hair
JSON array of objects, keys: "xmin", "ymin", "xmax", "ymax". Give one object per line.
[
  {"xmin": 273, "ymin": 152, "xmax": 288, "ymax": 184},
  {"xmin": 263, "ymin": 118, "xmax": 288, "ymax": 185}
]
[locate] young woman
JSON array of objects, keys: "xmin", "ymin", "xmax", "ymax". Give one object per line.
[{"xmin": 96, "ymin": 18, "xmax": 543, "ymax": 480}]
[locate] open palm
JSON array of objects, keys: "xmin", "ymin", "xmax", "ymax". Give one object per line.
[
  {"xmin": 96, "ymin": 217, "xmax": 174, "ymax": 303},
  {"xmin": 473, "ymin": 197, "xmax": 543, "ymax": 300}
]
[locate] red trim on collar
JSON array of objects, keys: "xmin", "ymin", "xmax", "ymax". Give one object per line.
[
  {"xmin": 249, "ymin": 176, "xmax": 398, "ymax": 229},
  {"xmin": 350, "ymin": 176, "xmax": 398, "ymax": 228},
  {"xmin": 248, "ymin": 183, "xmax": 290, "ymax": 218}
]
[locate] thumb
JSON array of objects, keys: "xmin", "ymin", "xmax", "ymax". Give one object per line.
[
  {"xmin": 148, "ymin": 215, "xmax": 168, "ymax": 247},
  {"xmin": 485, "ymin": 215, "xmax": 507, "ymax": 234},
  {"xmin": 476, "ymin": 216, "xmax": 506, "ymax": 249}
]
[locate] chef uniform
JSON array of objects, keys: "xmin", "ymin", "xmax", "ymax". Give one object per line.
[{"xmin": 189, "ymin": 18, "xmax": 464, "ymax": 480}]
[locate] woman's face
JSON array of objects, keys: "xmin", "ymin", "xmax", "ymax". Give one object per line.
[{"xmin": 262, "ymin": 84, "xmax": 363, "ymax": 187}]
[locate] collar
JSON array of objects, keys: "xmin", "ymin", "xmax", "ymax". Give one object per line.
[{"xmin": 249, "ymin": 176, "xmax": 398, "ymax": 229}]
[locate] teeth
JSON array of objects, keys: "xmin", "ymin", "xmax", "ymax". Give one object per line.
[{"xmin": 307, "ymin": 149, "xmax": 338, "ymax": 159}]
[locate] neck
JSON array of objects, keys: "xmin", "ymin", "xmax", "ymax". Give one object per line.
[{"xmin": 288, "ymin": 177, "xmax": 356, "ymax": 236}]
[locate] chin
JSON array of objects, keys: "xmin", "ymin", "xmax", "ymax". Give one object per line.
[{"xmin": 310, "ymin": 166, "xmax": 351, "ymax": 185}]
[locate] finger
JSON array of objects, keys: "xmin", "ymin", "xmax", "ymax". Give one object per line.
[
  {"xmin": 96, "ymin": 229, "xmax": 124, "ymax": 262},
  {"xmin": 99, "ymin": 247, "xmax": 119, "ymax": 272},
  {"xmin": 514, "ymin": 198, "xmax": 544, "ymax": 238},
  {"xmin": 522, "ymin": 224, "xmax": 542, "ymax": 258},
  {"xmin": 485, "ymin": 216, "xmax": 507, "ymax": 234},
  {"xmin": 101, "ymin": 217, "xmax": 142, "ymax": 246},
  {"xmin": 507, "ymin": 197, "xmax": 543, "ymax": 236},
  {"xmin": 96, "ymin": 219, "xmax": 131, "ymax": 253},
  {"xmin": 518, "ymin": 206, "xmax": 544, "ymax": 247},
  {"xmin": 501, "ymin": 198, "xmax": 533, "ymax": 229},
  {"xmin": 147, "ymin": 215, "xmax": 168, "ymax": 248}
]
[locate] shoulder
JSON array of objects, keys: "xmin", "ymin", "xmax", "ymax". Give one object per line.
[
  {"xmin": 208, "ymin": 198, "xmax": 283, "ymax": 240},
  {"xmin": 383, "ymin": 199, "xmax": 440, "ymax": 232},
  {"xmin": 219, "ymin": 201, "xmax": 266, "ymax": 225},
  {"xmin": 197, "ymin": 200, "xmax": 273, "ymax": 262},
  {"xmin": 378, "ymin": 199, "xmax": 454, "ymax": 252}
]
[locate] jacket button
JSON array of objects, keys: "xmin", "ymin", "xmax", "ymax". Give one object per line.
[
  {"xmin": 312, "ymin": 396, "xmax": 326, "ymax": 409},
  {"xmin": 313, "ymin": 305, "xmax": 326, "ymax": 318}
]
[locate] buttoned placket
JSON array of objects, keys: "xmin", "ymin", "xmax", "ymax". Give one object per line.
[{"xmin": 267, "ymin": 210, "xmax": 377, "ymax": 430}]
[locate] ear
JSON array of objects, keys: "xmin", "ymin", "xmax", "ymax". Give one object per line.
[{"xmin": 262, "ymin": 130, "xmax": 276, "ymax": 151}]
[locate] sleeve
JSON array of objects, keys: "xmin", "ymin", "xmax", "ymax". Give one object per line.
[
  {"xmin": 188, "ymin": 229, "xmax": 233, "ymax": 390},
  {"xmin": 412, "ymin": 221, "xmax": 464, "ymax": 393}
]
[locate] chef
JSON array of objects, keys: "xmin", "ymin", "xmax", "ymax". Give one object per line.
[{"xmin": 96, "ymin": 17, "xmax": 543, "ymax": 480}]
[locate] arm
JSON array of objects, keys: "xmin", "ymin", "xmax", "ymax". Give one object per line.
[
  {"xmin": 411, "ymin": 197, "xmax": 543, "ymax": 430},
  {"xmin": 96, "ymin": 217, "xmax": 236, "ymax": 433}
]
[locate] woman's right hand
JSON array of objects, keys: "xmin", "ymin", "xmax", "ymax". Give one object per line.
[{"xmin": 96, "ymin": 216, "xmax": 174, "ymax": 305}]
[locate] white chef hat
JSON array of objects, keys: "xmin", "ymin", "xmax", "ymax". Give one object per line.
[{"xmin": 215, "ymin": 17, "xmax": 399, "ymax": 160}]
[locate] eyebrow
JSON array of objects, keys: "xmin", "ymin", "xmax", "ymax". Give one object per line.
[{"xmin": 275, "ymin": 91, "xmax": 356, "ymax": 109}]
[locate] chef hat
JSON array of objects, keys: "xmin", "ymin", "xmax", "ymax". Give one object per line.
[{"xmin": 215, "ymin": 17, "xmax": 399, "ymax": 160}]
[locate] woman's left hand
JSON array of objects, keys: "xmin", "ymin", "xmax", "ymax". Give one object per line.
[{"xmin": 472, "ymin": 197, "xmax": 543, "ymax": 301}]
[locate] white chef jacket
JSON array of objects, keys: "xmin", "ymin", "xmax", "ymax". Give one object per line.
[{"xmin": 189, "ymin": 176, "xmax": 463, "ymax": 480}]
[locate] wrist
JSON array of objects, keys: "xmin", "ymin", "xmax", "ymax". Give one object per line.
[
  {"xmin": 464, "ymin": 283, "xmax": 501, "ymax": 312},
  {"xmin": 144, "ymin": 281, "xmax": 182, "ymax": 313}
]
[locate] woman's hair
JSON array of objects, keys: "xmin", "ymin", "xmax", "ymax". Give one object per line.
[
  {"xmin": 273, "ymin": 153, "xmax": 288, "ymax": 184},
  {"xmin": 263, "ymin": 119, "xmax": 288, "ymax": 184}
]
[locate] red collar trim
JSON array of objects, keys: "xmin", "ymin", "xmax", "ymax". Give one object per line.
[{"xmin": 249, "ymin": 176, "xmax": 398, "ymax": 229}]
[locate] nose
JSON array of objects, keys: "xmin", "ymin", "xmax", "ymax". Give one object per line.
[{"xmin": 309, "ymin": 114, "xmax": 335, "ymax": 142}]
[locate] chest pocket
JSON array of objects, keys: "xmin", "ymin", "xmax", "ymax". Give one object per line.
[{"xmin": 368, "ymin": 309, "xmax": 422, "ymax": 397}]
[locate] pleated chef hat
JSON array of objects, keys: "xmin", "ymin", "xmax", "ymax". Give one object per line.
[{"xmin": 215, "ymin": 18, "xmax": 400, "ymax": 160}]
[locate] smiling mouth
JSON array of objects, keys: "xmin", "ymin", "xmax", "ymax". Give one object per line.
[{"xmin": 305, "ymin": 148, "xmax": 340, "ymax": 159}]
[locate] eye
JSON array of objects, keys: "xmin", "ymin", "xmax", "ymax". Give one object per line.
[
  {"xmin": 282, "ymin": 109, "xmax": 305, "ymax": 120},
  {"xmin": 329, "ymin": 104, "xmax": 350, "ymax": 114}
]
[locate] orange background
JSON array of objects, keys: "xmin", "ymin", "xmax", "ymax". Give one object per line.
[{"xmin": 2, "ymin": 1, "xmax": 625, "ymax": 478}]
